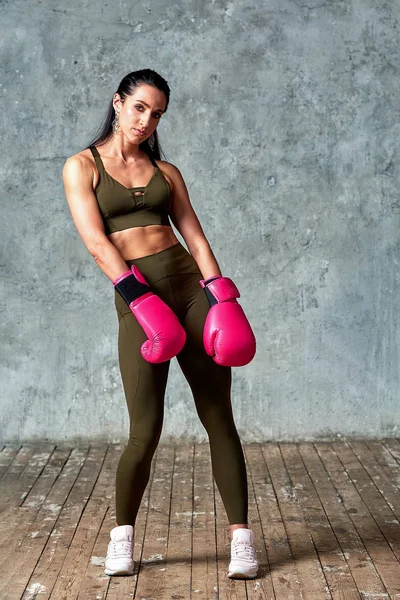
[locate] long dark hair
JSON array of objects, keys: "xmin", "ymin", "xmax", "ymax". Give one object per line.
[{"xmin": 85, "ymin": 69, "xmax": 171, "ymax": 161}]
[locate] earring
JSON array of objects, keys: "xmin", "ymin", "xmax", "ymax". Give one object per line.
[
  {"xmin": 149, "ymin": 134, "xmax": 155, "ymax": 150},
  {"xmin": 112, "ymin": 111, "xmax": 121, "ymax": 134}
]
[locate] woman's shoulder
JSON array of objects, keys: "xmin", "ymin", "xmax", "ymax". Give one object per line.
[
  {"xmin": 65, "ymin": 147, "xmax": 95, "ymax": 166},
  {"xmin": 153, "ymin": 159, "xmax": 182, "ymax": 192},
  {"xmin": 62, "ymin": 147, "xmax": 96, "ymax": 184},
  {"xmin": 154, "ymin": 159, "xmax": 185, "ymax": 180},
  {"xmin": 154, "ymin": 158, "xmax": 180, "ymax": 173}
]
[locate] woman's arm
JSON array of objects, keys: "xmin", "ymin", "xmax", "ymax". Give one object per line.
[
  {"xmin": 62, "ymin": 154, "xmax": 129, "ymax": 282},
  {"xmin": 163, "ymin": 162, "xmax": 222, "ymax": 280},
  {"xmin": 63, "ymin": 153, "xmax": 187, "ymax": 362},
  {"xmin": 161, "ymin": 162, "xmax": 256, "ymax": 368}
]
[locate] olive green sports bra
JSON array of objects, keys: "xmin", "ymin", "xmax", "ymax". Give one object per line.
[{"xmin": 89, "ymin": 145, "xmax": 172, "ymax": 235}]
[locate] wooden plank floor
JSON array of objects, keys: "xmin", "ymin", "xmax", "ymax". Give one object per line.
[{"xmin": 0, "ymin": 440, "xmax": 400, "ymax": 600}]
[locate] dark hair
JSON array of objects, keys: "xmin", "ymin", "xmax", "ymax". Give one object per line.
[{"xmin": 85, "ymin": 69, "xmax": 171, "ymax": 161}]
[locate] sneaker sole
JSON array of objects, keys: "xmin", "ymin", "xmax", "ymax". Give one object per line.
[
  {"xmin": 228, "ymin": 569, "xmax": 258, "ymax": 579},
  {"xmin": 104, "ymin": 565, "xmax": 134, "ymax": 576}
]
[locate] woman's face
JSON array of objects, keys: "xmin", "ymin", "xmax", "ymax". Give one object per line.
[{"xmin": 113, "ymin": 84, "xmax": 167, "ymax": 144}]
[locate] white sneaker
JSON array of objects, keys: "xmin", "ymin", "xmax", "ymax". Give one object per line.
[
  {"xmin": 228, "ymin": 528, "xmax": 258, "ymax": 579},
  {"xmin": 104, "ymin": 525, "xmax": 134, "ymax": 576}
]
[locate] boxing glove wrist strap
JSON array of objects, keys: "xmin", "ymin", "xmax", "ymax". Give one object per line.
[
  {"xmin": 203, "ymin": 275, "xmax": 221, "ymax": 285},
  {"xmin": 200, "ymin": 276, "xmax": 240, "ymax": 307},
  {"xmin": 113, "ymin": 268, "xmax": 150, "ymax": 306}
]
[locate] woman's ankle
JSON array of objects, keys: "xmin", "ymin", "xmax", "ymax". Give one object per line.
[
  {"xmin": 114, "ymin": 522, "xmax": 136, "ymax": 530},
  {"xmin": 229, "ymin": 523, "xmax": 248, "ymax": 539}
]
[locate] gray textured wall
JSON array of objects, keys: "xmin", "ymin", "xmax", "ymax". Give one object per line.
[{"xmin": 1, "ymin": 0, "xmax": 399, "ymax": 443}]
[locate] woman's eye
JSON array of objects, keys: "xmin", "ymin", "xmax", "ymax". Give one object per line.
[{"xmin": 135, "ymin": 105, "xmax": 161, "ymax": 119}]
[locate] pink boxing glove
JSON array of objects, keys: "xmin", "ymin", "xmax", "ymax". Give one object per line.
[
  {"xmin": 114, "ymin": 265, "xmax": 186, "ymax": 364},
  {"xmin": 200, "ymin": 276, "xmax": 256, "ymax": 367}
]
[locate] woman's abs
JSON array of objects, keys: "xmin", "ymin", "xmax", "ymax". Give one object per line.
[{"xmin": 108, "ymin": 224, "xmax": 180, "ymax": 260}]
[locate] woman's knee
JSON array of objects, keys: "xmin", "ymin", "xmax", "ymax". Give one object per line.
[
  {"xmin": 195, "ymin": 399, "xmax": 236, "ymax": 434},
  {"xmin": 126, "ymin": 423, "xmax": 163, "ymax": 461}
]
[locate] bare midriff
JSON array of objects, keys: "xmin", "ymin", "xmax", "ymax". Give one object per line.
[{"xmin": 108, "ymin": 224, "xmax": 181, "ymax": 260}]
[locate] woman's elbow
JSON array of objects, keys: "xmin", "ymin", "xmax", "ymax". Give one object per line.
[{"xmin": 87, "ymin": 236, "xmax": 109, "ymax": 263}]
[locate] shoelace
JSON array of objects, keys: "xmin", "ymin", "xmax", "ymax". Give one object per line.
[
  {"xmin": 231, "ymin": 540, "xmax": 256, "ymax": 562},
  {"xmin": 109, "ymin": 540, "xmax": 133, "ymax": 558}
]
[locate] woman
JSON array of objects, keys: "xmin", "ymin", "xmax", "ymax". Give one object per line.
[{"xmin": 62, "ymin": 69, "xmax": 258, "ymax": 579}]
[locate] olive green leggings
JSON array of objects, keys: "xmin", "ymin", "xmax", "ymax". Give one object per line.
[{"xmin": 114, "ymin": 241, "xmax": 248, "ymax": 527}]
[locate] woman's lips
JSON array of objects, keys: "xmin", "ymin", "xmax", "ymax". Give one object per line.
[{"xmin": 134, "ymin": 129, "xmax": 145, "ymax": 135}]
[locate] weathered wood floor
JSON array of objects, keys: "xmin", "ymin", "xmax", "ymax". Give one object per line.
[{"xmin": 0, "ymin": 440, "xmax": 400, "ymax": 600}]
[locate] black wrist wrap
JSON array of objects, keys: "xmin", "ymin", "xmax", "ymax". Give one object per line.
[
  {"xmin": 204, "ymin": 286, "xmax": 219, "ymax": 307},
  {"xmin": 115, "ymin": 273, "xmax": 151, "ymax": 306},
  {"xmin": 203, "ymin": 276, "xmax": 221, "ymax": 307}
]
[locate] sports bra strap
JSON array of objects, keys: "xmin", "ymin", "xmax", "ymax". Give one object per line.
[{"xmin": 89, "ymin": 145, "xmax": 105, "ymax": 173}]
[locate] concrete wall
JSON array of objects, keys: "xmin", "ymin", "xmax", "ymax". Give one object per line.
[{"xmin": 1, "ymin": 0, "xmax": 399, "ymax": 443}]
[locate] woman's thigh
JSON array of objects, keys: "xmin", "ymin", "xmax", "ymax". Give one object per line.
[
  {"xmin": 174, "ymin": 281, "xmax": 234, "ymax": 426},
  {"xmin": 115, "ymin": 291, "xmax": 170, "ymax": 437}
]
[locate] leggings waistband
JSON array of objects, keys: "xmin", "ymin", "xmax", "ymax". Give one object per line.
[{"xmin": 124, "ymin": 242, "xmax": 202, "ymax": 284}]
